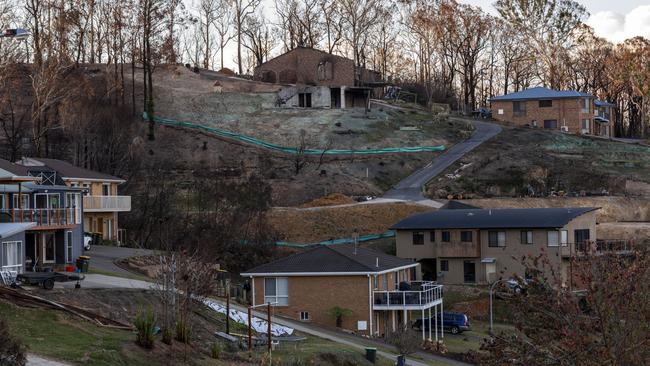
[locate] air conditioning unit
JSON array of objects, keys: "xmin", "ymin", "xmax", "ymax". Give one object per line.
[{"xmin": 560, "ymin": 126, "xmax": 569, "ymax": 132}]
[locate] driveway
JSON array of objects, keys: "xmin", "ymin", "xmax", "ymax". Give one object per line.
[
  {"xmin": 384, "ymin": 120, "xmax": 501, "ymax": 201},
  {"xmin": 85, "ymin": 245, "xmax": 154, "ymax": 274}
]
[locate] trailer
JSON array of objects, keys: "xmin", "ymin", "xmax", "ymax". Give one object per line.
[{"xmin": 16, "ymin": 272, "xmax": 85, "ymax": 290}]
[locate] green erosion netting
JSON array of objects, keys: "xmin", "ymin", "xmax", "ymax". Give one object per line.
[
  {"xmin": 144, "ymin": 112, "xmax": 446, "ymax": 155},
  {"xmin": 276, "ymin": 231, "xmax": 396, "ymax": 248}
]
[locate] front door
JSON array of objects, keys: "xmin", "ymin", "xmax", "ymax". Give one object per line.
[
  {"xmin": 463, "ymin": 261, "xmax": 476, "ymax": 283},
  {"xmin": 543, "ymin": 120, "xmax": 557, "ymax": 129}
]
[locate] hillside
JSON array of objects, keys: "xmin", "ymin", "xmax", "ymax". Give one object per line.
[{"xmin": 426, "ymin": 126, "xmax": 650, "ymax": 199}]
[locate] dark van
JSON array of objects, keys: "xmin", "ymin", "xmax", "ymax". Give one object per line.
[{"xmin": 412, "ymin": 312, "xmax": 470, "ymax": 335}]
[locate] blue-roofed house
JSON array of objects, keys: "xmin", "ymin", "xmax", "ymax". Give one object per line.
[{"xmin": 489, "ymin": 87, "xmax": 612, "ymax": 137}]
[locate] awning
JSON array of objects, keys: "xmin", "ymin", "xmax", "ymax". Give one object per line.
[
  {"xmin": 481, "ymin": 258, "xmax": 496, "ymax": 263},
  {"xmin": 594, "ymin": 116, "xmax": 609, "ymax": 123}
]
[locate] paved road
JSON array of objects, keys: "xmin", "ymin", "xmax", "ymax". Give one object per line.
[
  {"xmin": 384, "ymin": 120, "xmax": 502, "ymax": 201},
  {"xmin": 85, "ymin": 245, "xmax": 154, "ymax": 274}
]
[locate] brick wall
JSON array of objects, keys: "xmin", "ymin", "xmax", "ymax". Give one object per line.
[
  {"xmin": 252, "ymin": 275, "xmax": 372, "ymax": 335},
  {"xmin": 491, "ymin": 98, "xmax": 595, "ymax": 134},
  {"xmin": 254, "ymin": 47, "xmax": 379, "ymax": 87}
]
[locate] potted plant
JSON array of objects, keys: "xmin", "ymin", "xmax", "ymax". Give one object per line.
[{"xmin": 327, "ymin": 306, "xmax": 353, "ymax": 328}]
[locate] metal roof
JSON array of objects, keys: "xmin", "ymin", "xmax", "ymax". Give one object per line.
[
  {"xmin": 391, "ymin": 207, "xmax": 599, "ymax": 230},
  {"xmin": 0, "ymin": 222, "xmax": 36, "ymax": 238},
  {"xmin": 17, "ymin": 158, "xmax": 125, "ymax": 182},
  {"xmin": 490, "ymin": 87, "xmax": 594, "ymax": 102},
  {"xmin": 241, "ymin": 244, "xmax": 416, "ymax": 276}
]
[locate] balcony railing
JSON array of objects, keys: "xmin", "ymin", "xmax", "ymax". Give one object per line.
[
  {"xmin": 562, "ymin": 240, "xmax": 635, "ymax": 257},
  {"xmin": 0, "ymin": 208, "xmax": 77, "ymax": 227},
  {"xmin": 373, "ymin": 281, "xmax": 443, "ymax": 310},
  {"xmin": 83, "ymin": 195, "xmax": 131, "ymax": 212}
]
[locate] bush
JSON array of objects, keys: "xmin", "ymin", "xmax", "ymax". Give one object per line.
[
  {"xmin": 386, "ymin": 327, "xmax": 420, "ymax": 356},
  {"xmin": 0, "ymin": 316, "xmax": 26, "ymax": 366},
  {"xmin": 134, "ymin": 308, "xmax": 156, "ymax": 349},
  {"xmin": 161, "ymin": 327, "xmax": 173, "ymax": 345},
  {"xmin": 175, "ymin": 317, "xmax": 191, "ymax": 343},
  {"xmin": 210, "ymin": 342, "xmax": 222, "ymax": 359}
]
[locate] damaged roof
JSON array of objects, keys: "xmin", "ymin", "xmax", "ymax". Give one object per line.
[{"xmin": 241, "ymin": 244, "xmax": 416, "ymax": 276}]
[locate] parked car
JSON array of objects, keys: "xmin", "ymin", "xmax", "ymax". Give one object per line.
[
  {"xmin": 83, "ymin": 232, "xmax": 100, "ymax": 251},
  {"xmin": 472, "ymin": 107, "xmax": 492, "ymax": 119},
  {"xmin": 412, "ymin": 312, "xmax": 470, "ymax": 334}
]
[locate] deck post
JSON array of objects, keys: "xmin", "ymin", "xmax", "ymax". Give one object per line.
[
  {"xmin": 435, "ymin": 304, "xmax": 438, "ymax": 341},
  {"xmin": 440, "ymin": 300, "xmax": 444, "ymax": 339},
  {"xmin": 428, "ymin": 307, "xmax": 432, "ymax": 340},
  {"xmin": 421, "ymin": 309, "xmax": 425, "ymax": 340}
]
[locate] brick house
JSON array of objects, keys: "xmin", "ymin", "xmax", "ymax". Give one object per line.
[
  {"xmin": 490, "ymin": 87, "xmax": 613, "ymax": 137},
  {"xmin": 15, "ymin": 158, "xmax": 131, "ymax": 243},
  {"xmin": 241, "ymin": 244, "xmax": 444, "ymax": 340},
  {"xmin": 391, "ymin": 207, "xmax": 628, "ymax": 288},
  {"xmin": 253, "ymin": 47, "xmax": 383, "ymax": 109}
]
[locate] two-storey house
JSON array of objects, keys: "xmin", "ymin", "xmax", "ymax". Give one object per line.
[
  {"xmin": 242, "ymin": 244, "xmax": 444, "ymax": 341},
  {"xmin": 16, "ymin": 158, "xmax": 131, "ymax": 243},
  {"xmin": 393, "ymin": 207, "xmax": 606, "ymax": 287},
  {"xmin": 0, "ymin": 159, "xmax": 84, "ymax": 273},
  {"xmin": 490, "ymin": 87, "xmax": 613, "ymax": 137}
]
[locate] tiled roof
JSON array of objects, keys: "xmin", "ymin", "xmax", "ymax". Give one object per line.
[
  {"xmin": 241, "ymin": 244, "xmax": 416, "ymax": 275},
  {"xmin": 490, "ymin": 87, "xmax": 594, "ymax": 102},
  {"xmin": 391, "ymin": 207, "xmax": 599, "ymax": 230}
]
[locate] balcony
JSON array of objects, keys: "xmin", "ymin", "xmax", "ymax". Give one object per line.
[
  {"xmin": 435, "ymin": 242, "xmax": 480, "ymax": 258},
  {"xmin": 83, "ymin": 195, "xmax": 131, "ymax": 212},
  {"xmin": 373, "ymin": 281, "xmax": 443, "ymax": 310},
  {"xmin": 561, "ymin": 240, "xmax": 635, "ymax": 257},
  {"xmin": 0, "ymin": 208, "xmax": 78, "ymax": 229}
]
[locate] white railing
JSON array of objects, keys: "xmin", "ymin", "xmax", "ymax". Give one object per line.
[
  {"xmin": 83, "ymin": 195, "xmax": 131, "ymax": 212},
  {"xmin": 373, "ymin": 281, "xmax": 443, "ymax": 309}
]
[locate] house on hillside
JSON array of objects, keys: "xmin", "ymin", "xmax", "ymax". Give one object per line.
[
  {"xmin": 15, "ymin": 158, "xmax": 131, "ymax": 243},
  {"xmin": 489, "ymin": 87, "xmax": 614, "ymax": 137},
  {"xmin": 390, "ymin": 207, "xmax": 633, "ymax": 287},
  {"xmin": 253, "ymin": 47, "xmax": 383, "ymax": 109},
  {"xmin": 0, "ymin": 159, "xmax": 84, "ymax": 273},
  {"xmin": 241, "ymin": 244, "xmax": 445, "ymax": 340},
  {"xmin": 594, "ymin": 100, "xmax": 616, "ymax": 137}
]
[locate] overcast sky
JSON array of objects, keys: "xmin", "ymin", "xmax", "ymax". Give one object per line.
[{"xmin": 462, "ymin": 0, "xmax": 650, "ymax": 43}]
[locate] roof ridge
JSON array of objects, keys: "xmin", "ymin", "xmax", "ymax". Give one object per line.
[{"xmin": 326, "ymin": 245, "xmax": 378, "ymax": 272}]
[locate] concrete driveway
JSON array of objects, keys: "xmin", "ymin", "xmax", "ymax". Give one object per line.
[
  {"xmin": 84, "ymin": 245, "xmax": 154, "ymax": 274},
  {"xmin": 384, "ymin": 120, "xmax": 501, "ymax": 202}
]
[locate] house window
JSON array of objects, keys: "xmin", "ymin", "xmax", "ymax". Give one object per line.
[
  {"xmin": 2, "ymin": 241, "xmax": 23, "ymax": 273},
  {"xmin": 42, "ymin": 233, "xmax": 56, "ymax": 263},
  {"xmin": 429, "ymin": 231, "xmax": 435, "ymax": 242},
  {"xmin": 66, "ymin": 231, "xmax": 73, "ymax": 263},
  {"xmin": 441, "ymin": 231, "xmax": 451, "ymax": 242},
  {"xmin": 513, "ymin": 101, "xmax": 526, "ymax": 116},
  {"xmin": 561, "ymin": 230, "xmax": 569, "ymax": 246},
  {"xmin": 582, "ymin": 119, "xmax": 590, "ymax": 132},
  {"xmin": 582, "ymin": 98, "xmax": 590, "ymax": 112},
  {"xmin": 488, "ymin": 231, "xmax": 506, "ymax": 247},
  {"xmin": 0, "ymin": 195, "xmax": 6, "ymax": 210},
  {"xmin": 300, "ymin": 311, "xmax": 310, "ymax": 321},
  {"xmin": 102, "ymin": 184, "xmax": 111, "ymax": 196},
  {"xmin": 373, "ymin": 275, "xmax": 378, "ymax": 289},
  {"xmin": 412, "ymin": 232, "xmax": 424, "ymax": 245},
  {"xmin": 460, "ymin": 231, "xmax": 473, "ymax": 242},
  {"xmin": 264, "ymin": 277, "xmax": 289, "ymax": 306},
  {"xmin": 440, "ymin": 260, "xmax": 449, "ymax": 272},
  {"xmin": 539, "ymin": 100, "xmax": 552, "ymax": 108},
  {"xmin": 298, "ymin": 93, "xmax": 312, "ymax": 108},
  {"xmin": 520, "ymin": 231, "xmax": 533, "ymax": 245},
  {"xmin": 12, "ymin": 194, "xmax": 29, "ymax": 209},
  {"xmin": 66, "ymin": 193, "xmax": 82, "ymax": 224},
  {"xmin": 547, "ymin": 231, "xmax": 560, "ymax": 247}
]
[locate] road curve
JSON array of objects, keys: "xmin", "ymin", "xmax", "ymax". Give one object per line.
[{"xmin": 383, "ymin": 120, "xmax": 502, "ymax": 201}]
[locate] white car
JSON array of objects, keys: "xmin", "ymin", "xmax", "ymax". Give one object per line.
[{"xmin": 83, "ymin": 233, "xmax": 93, "ymax": 251}]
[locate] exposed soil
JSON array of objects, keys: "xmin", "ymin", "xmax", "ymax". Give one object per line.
[
  {"xmin": 268, "ymin": 202, "xmax": 434, "ymax": 243},
  {"xmin": 426, "ymin": 126, "xmax": 650, "ymax": 199},
  {"xmin": 298, "ymin": 193, "xmax": 357, "ymax": 208}
]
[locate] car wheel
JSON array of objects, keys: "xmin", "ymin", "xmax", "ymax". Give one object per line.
[
  {"xmin": 43, "ymin": 278, "xmax": 54, "ymax": 290},
  {"xmin": 450, "ymin": 326, "xmax": 460, "ymax": 335}
]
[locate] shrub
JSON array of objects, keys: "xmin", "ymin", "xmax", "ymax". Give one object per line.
[
  {"xmin": 386, "ymin": 327, "xmax": 420, "ymax": 356},
  {"xmin": 210, "ymin": 342, "xmax": 222, "ymax": 359},
  {"xmin": 134, "ymin": 308, "xmax": 156, "ymax": 349},
  {"xmin": 161, "ymin": 327, "xmax": 173, "ymax": 345},
  {"xmin": 0, "ymin": 316, "xmax": 26, "ymax": 366},
  {"xmin": 327, "ymin": 306, "xmax": 353, "ymax": 328},
  {"xmin": 175, "ymin": 317, "xmax": 191, "ymax": 343}
]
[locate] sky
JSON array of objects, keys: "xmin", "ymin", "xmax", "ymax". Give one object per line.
[{"xmin": 460, "ymin": 0, "xmax": 650, "ymax": 43}]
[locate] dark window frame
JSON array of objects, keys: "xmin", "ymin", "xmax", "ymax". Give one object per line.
[
  {"xmin": 488, "ymin": 231, "xmax": 506, "ymax": 247},
  {"xmin": 412, "ymin": 232, "xmax": 424, "ymax": 245},
  {"xmin": 460, "ymin": 231, "xmax": 473, "ymax": 242},
  {"xmin": 429, "ymin": 230, "xmax": 435, "ymax": 243},
  {"xmin": 440, "ymin": 260, "xmax": 449, "ymax": 272},
  {"xmin": 520, "ymin": 230, "xmax": 533, "ymax": 245},
  {"xmin": 441, "ymin": 231, "xmax": 451, "ymax": 242},
  {"xmin": 539, "ymin": 100, "xmax": 553, "ymax": 108}
]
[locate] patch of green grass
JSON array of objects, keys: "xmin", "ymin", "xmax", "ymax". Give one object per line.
[
  {"xmin": 0, "ymin": 300, "xmax": 142, "ymax": 366},
  {"xmin": 268, "ymin": 334, "xmax": 392, "ymax": 365}
]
